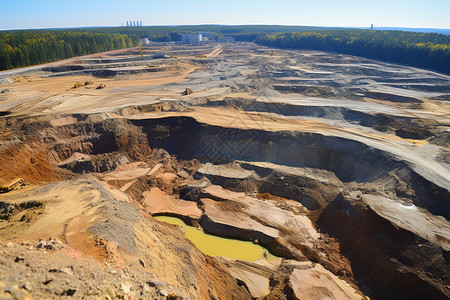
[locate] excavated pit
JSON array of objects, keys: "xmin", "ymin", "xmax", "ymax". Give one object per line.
[
  {"xmin": 133, "ymin": 116, "xmax": 396, "ymax": 181},
  {"xmin": 0, "ymin": 108, "xmax": 448, "ymax": 299},
  {"xmin": 131, "ymin": 116, "xmax": 450, "ymax": 219},
  {"xmin": 1, "ymin": 43, "xmax": 450, "ymax": 299}
]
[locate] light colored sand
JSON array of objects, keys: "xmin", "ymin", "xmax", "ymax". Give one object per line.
[
  {"xmin": 364, "ymin": 194, "xmax": 450, "ymax": 251},
  {"xmin": 289, "ymin": 263, "xmax": 363, "ymax": 300},
  {"xmin": 142, "ymin": 187, "xmax": 202, "ymax": 219},
  {"xmin": 99, "ymin": 162, "xmax": 151, "ymax": 182}
]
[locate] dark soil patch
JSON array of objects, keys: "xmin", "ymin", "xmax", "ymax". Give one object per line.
[{"xmin": 365, "ymin": 91, "xmax": 422, "ymax": 103}]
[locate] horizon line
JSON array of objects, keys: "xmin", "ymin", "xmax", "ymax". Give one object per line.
[{"xmin": 1, "ymin": 24, "xmax": 450, "ymax": 32}]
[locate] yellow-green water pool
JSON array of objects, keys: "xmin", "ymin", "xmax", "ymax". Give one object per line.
[{"xmin": 154, "ymin": 215, "xmax": 277, "ymax": 261}]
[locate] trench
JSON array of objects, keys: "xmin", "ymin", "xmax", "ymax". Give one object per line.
[
  {"xmin": 133, "ymin": 116, "xmax": 396, "ymax": 182},
  {"xmin": 132, "ymin": 115, "xmax": 450, "ymax": 219},
  {"xmin": 154, "ymin": 215, "xmax": 278, "ymax": 261}
]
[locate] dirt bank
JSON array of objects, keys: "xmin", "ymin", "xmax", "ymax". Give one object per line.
[{"xmin": 1, "ymin": 42, "xmax": 449, "ymax": 299}]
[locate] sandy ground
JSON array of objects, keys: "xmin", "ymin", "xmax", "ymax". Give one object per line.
[
  {"xmin": 1, "ymin": 42, "xmax": 449, "ymax": 218},
  {"xmin": 1, "ymin": 42, "xmax": 449, "ymax": 299},
  {"xmin": 1, "ymin": 41, "xmax": 449, "ymax": 220},
  {"xmin": 98, "ymin": 162, "xmax": 152, "ymax": 181},
  {"xmin": 142, "ymin": 187, "xmax": 202, "ymax": 219},
  {"xmin": 1, "ymin": 43, "xmax": 449, "ymax": 119}
]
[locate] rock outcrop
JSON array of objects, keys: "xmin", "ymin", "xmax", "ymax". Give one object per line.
[
  {"xmin": 318, "ymin": 193, "xmax": 450, "ymax": 299},
  {"xmin": 287, "ymin": 262, "xmax": 363, "ymax": 300}
]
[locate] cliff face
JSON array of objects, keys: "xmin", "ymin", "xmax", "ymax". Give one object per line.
[
  {"xmin": 318, "ymin": 193, "xmax": 450, "ymax": 299},
  {"xmin": 136, "ymin": 116, "xmax": 450, "ymax": 219}
]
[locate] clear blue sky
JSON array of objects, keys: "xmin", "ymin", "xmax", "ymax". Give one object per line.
[{"xmin": 1, "ymin": 0, "xmax": 449, "ymax": 30}]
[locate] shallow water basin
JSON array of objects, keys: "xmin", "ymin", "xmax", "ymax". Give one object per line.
[{"xmin": 154, "ymin": 215, "xmax": 277, "ymax": 261}]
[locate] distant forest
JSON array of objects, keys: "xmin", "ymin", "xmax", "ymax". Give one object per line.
[
  {"xmin": 0, "ymin": 25, "xmax": 323, "ymax": 70},
  {"xmin": 89, "ymin": 25, "xmax": 328, "ymax": 42},
  {"xmin": 0, "ymin": 25, "xmax": 449, "ymax": 74},
  {"xmin": 0, "ymin": 30, "xmax": 139, "ymax": 70},
  {"xmin": 255, "ymin": 30, "xmax": 450, "ymax": 74}
]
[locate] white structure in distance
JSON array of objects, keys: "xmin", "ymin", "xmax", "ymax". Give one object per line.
[{"xmin": 181, "ymin": 32, "xmax": 214, "ymax": 44}]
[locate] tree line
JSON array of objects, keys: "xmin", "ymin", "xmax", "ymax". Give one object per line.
[
  {"xmin": 0, "ymin": 30, "xmax": 139, "ymax": 70},
  {"xmin": 89, "ymin": 26, "xmax": 450, "ymax": 74},
  {"xmin": 89, "ymin": 25, "xmax": 328, "ymax": 42},
  {"xmin": 255, "ymin": 30, "xmax": 450, "ymax": 74},
  {"xmin": 1, "ymin": 26, "xmax": 449, "ymax": 74}
]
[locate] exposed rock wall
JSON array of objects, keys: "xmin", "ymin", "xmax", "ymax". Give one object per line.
[
  {"xmin": 318, "ymin": 193, "xmax": 450, "ymax": 299},
  {"xmin": 134, "ymin": 116, "xmax": 450, "ymax": 219}
]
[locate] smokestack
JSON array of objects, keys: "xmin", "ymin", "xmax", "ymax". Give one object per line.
[
  {"xmin": 126, "ymin": 21, "xmax": 129, "ymax": 27},
  {"xmin": 140, "ymin": 20, "xmax": 143, "ymax": 26}
]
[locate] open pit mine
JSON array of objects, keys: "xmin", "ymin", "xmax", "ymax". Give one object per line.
[{"xmin": 0, "ymin": 43, "xmax": 449, "ymax": 299}]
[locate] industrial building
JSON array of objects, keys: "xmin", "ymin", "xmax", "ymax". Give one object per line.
[
  {"xmin": 125, "ymin": 20, "xmax": 143, "ymax": 27},
  {"xmin": 181, "ymin": 32, "xmax": 214, "ymax": 44},
  {"xmin": 181, "ymin": 34, "xmax": 202, "ymax": 44},
  {"xmin": 199, "ymin": 32, "xmax": 214, "ymax": 42}
]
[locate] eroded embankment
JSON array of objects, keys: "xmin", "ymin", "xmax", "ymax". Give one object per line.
[
  {"xmin": 0, "ymin": 115, "xmax": 152, "ymax": 185},
  {"xmin": 128, "ymin": 115, "xmax": 450, "ymax": 299},
  {"xmin": 1, "ymin": 110, "xmax": 449, "ymax": 299},
  {"xmin": 1, "ymin": 112, "xmax": 447, "ymax": 225},
  {"xmin": 318, "ymin": 193, "xmax": 450, "ymax": 300},
  {"xmin": 202, "ymin": 98, "xmax": 434, "ymax": 140},
  {"xmin": 132, "ymin": 116, "xmax": 450, "ymax": 219},
  {"xmin": 0, "ymin": 176, "xmax": 251, "ymax": 299}
]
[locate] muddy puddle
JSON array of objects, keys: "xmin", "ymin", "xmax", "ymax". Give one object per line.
[{"xmin": 154, "ymin": 215, "xmax": 278, "ymax": 261}]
